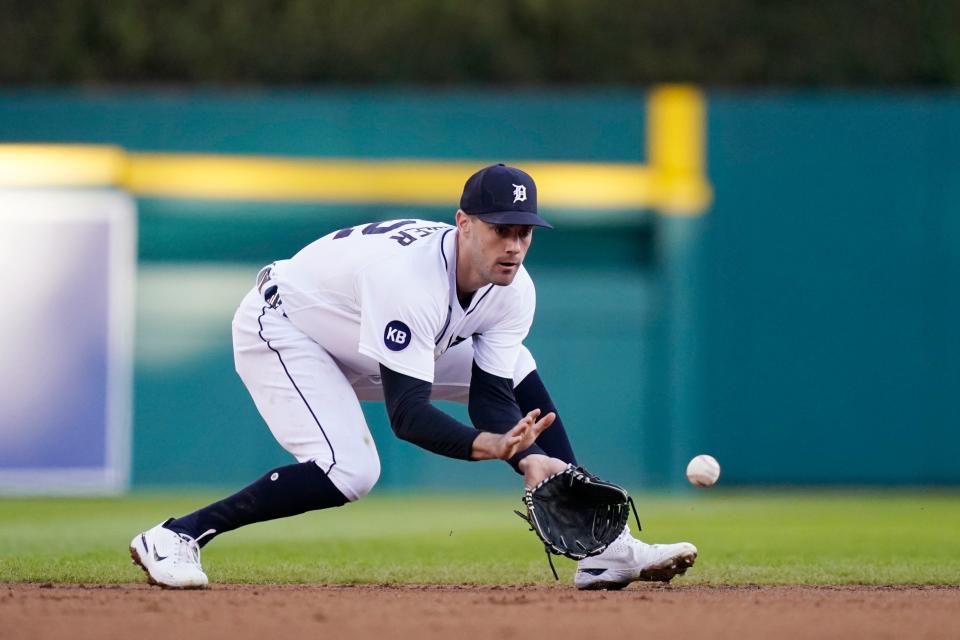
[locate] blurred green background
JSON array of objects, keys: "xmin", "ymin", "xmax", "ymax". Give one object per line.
[
  {"xmin": 4, "ymin": 0, "xmax": 960, "ymax": 85},
  {"xmin": 2, "ymin": 1, "xmax": 959, "ymax": 492}
]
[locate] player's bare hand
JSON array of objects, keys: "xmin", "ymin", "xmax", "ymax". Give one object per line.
[
  {"xmin": 470, "ymin": 409, "xmax": 556, "ymax": 461},
  {"xmin": 518, "ymin": 454, "xmax": 569, "ymax": 488},
  {"xmin": 502, "ymin": 408, "xmax": 555, "ymax": 458}
]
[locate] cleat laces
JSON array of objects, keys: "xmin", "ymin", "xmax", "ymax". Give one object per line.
[{"xmin": 173, "ymin": 533, "xmax": 202, "ymax": 567}]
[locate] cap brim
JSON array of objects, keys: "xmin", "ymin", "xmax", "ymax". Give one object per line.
[{"xmin": 473, "ymin": 211, "xmax": 554, "ymax": 229}]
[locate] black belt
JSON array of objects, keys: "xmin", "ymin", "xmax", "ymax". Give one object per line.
[{"xmin": 256, "ymin": 265, "xmax": 281, "ymax": 308}]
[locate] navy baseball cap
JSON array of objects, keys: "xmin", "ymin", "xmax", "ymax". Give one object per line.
[{"xmin": 459, "ymin": 163, "xmax": 553, "ymax": 229}]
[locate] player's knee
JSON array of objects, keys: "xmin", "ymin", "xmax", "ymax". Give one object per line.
[
  {"xmin": 344, "ymin": 460, "xmax": 381, "ymax": 501},
  {"xmin": 512, "ymin": 345, "xmax": 537, "ymax": 387},
  {"xmin": 328, "ymin": 455, "xmax": 381, "ymax": 502}
]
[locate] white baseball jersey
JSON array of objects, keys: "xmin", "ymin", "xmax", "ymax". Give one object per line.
[{"xmin": 270, "ymin": 219, "xmax": 536, "ymax": 383}]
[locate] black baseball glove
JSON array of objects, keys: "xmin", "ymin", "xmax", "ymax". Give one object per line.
[{"xmin": 515, "ymin": 464, "xmax": 641, "ymax": 578}]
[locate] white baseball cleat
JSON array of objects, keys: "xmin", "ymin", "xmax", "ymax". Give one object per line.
[
  {"xmin": 574, "ymin": 527, "xmax": 697, "ymax": 590},
  {"xmin": 129, "ymin": 520, "xmax": 209, "ymax": 589}
]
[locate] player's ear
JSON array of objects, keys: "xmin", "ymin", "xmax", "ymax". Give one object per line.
[{"xmin": 455, "ymin": 210, "xmax": 471, "ymax": 234}]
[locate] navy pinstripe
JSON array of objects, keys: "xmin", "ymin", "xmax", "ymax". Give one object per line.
[{"xmin": 256, "ymin": 305, "xmax": 337, "ymax": 474}]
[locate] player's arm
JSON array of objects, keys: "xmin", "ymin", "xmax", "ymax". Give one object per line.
[
  {"xmin": 465, "ymin": 276, "xmax": 556, "ymax": 468},
  {"xmin": 379, "ymin": 364, "xmax": 553, "ymax": 461},
  {"xmin": 467, "ymin": 361, "xmax": 553, "ymax": 471}
]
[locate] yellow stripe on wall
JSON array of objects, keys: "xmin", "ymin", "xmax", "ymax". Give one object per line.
[
  {"xmin": 647, "ymin": 85, "xmax": 713, "ymax": 216},
  {"xmin": 127, "ymin": 155, "xmax": 661, "ymax": 210},
  {"xmin": 0, "ymin": 144, "xmax": 128, "ymax": 188},
  {"xmin": 0, "ymin": 86, "xmax": 712, "ymax": 216}
]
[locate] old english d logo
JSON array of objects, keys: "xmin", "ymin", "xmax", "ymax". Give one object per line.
[
  {"xmin": 384, "ymin": 320, "xmax": 412, "ymax": 351},
  {"xmin": 512, "ymin": 183, "xmax": 527, "ymax": 203}
]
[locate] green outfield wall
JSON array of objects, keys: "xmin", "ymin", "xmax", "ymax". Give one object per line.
[
  {"xmin": 2, "ymin": 90, "xmax": 957, "ymax": 489},
  {"xmin": 699, "ymin": 93, "xmax": 960, "ymax": 485}
]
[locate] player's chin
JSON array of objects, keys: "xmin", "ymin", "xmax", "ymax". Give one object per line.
[{"xmin": 490, "ymin": 264, "xmax": 518, "ymax": 286}]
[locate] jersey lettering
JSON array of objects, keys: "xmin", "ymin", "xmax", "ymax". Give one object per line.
[
  {"xmin": 334, "ymin": 220, "xmax": 417, "ymax": 240},
  {"xmin": 390, "ymin": 230, "xmax": 417, "ymax": 246},
  {"xmin": 362, "ymin": 220, "xmax": 417, "ymax": 235},
  {"xmin": 333, "ymin": 221, "xmax": 447, "ymax": 248}
]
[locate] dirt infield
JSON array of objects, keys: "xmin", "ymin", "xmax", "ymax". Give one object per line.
[{"xmin": 2, "ymin": 584, "xmax": 958, "ymax": 640}]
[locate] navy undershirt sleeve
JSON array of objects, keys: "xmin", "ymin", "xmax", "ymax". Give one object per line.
[
  {"xmin": 513, "ymin": 370, "xmax": 577, "ymax": 464},
  {"xmin": 380, "ymin": 364, "xmax": 479, "ymax": 460},
  {"xmin": 468, "ymin": 360, "xmax": 546, "ymax": 472}
]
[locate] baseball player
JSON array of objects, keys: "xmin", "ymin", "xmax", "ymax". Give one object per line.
[{"xmin": 130, "ymin": 163, "xmax": 697, "ymax": 590}]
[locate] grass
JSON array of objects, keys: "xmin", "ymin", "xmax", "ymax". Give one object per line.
[{"xmin": 1, "ymin": 489, "xmax": 958, "ymax": 585}]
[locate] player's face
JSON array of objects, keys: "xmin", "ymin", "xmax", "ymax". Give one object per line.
[{"xmin": 457, "ymin": 212, "xmax": 534, "ymax": 289}]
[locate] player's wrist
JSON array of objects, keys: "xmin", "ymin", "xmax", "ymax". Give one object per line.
[
  {"xmin": 516, "ymin": 453, "xmax": 547, "ymax": 472},
  {"xmin": 519, "ymin": 455, "xmax": 570, "ymax": 485},
  {"xmin": 469, "ymin": 432, "xmax": 501, "ymax": 460}
]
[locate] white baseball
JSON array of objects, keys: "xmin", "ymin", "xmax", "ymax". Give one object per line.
[{"xmin": 686, "ymin": 454, "xmax": 721, "ymax": 487}]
